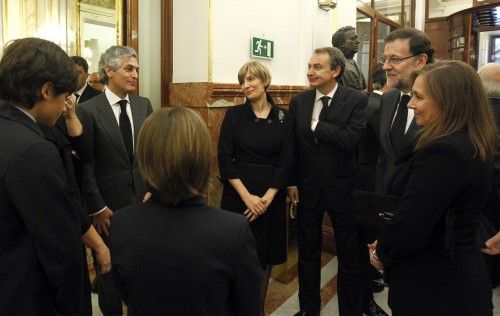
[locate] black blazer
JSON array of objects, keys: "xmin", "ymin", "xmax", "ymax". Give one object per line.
[
  {"xmin": 377, "ymin": 131, "xmax": 493, "ymax": 315},
  {"xmin": 78, "ymin": 84, "xmax": 102, "ymax": 104},
  {"xmin": 77, "ymin": 93, "xmax": 153, "ymax": 213},
  {"xmin": 356, "ymin": 92, "xmax": 382, "ymax": 191},
  {"xmin": 109, "ymin": 196, "xmax": 262, "ymax": 316},
  {"xmin": 376, "ymin": 89, "xmax": 419, "ymax": 193},
  {"xmin": 0, "ymin": 106, "xmax": 84, "ymax": 315},
  {"xmin": 484, "ymin": 97, "xmax": 500, "ymax": 229},
  {"xmin": 289, "ymin": 85, "xmax": 367, "ymax": 210}
]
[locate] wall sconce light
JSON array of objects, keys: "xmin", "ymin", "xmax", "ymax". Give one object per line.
[{"xmin": 318, "ymin": 0, "xmax": 337, "ymax": 11}]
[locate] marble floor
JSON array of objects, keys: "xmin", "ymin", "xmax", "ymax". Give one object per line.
[{"xmin": 91, "ymin": 249, "xmax": 500, "ymax": 316}]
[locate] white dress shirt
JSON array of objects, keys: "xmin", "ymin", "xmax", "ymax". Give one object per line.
[{"xmin": 311, "ymin": 83, "xmax": 338, "ymax": 131}]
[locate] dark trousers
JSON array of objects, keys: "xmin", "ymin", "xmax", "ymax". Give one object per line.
[
  {"xmin": 358, "ymin": 223, "xmax": 381, "ymax": 306},
  {"xmin": 95, "ymin": 234, "xmax": 123, "ymax": 316},
  {"xmin": 297, "ymin": 194, "xmax": 363, "ymax": 316}
]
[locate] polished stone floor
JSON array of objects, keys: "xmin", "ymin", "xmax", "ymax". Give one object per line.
[{"xmin": 91, "ymin": 249, "xmax": 500, "ymax": 315}]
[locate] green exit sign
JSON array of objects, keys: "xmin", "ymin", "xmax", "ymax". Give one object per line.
[{"xmin": 251, "ymin": 37, "xmax": 274, "ymax": 59}]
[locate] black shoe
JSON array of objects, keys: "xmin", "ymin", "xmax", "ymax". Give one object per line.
[
  {"xmin": 370, "ymin": 278, "xmax": 385, "ymax": 293},
  {"xmin": 293, "ymin": 312, "xmax": 307, "ymax": 316},
  {"xmin": 363, "ymin": 299, "xmax": 388, "ymax": 316}
]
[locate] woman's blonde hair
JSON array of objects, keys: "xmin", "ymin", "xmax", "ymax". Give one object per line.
[
  {"xmin": 237, "ymin": 61, "xmax": 272, "ymax": 89},
  {"xmin": 136, "ymin": 107, "xmax": 211, "ymax": 205},
  {"xmin": 410, "ymin": 60, "xmax": 497, "ymax": 162}
]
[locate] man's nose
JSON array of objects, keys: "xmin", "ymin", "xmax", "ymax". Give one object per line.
[{"xmin": 382, "ymin": 61, "xmax": 391, "ymax": 71}]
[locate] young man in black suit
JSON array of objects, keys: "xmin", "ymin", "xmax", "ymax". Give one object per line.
[
  {"xmin": 376, "ymin": 28, "xmax": 434, "ymax": 193},
  {"xmin": 288, "ymin": 47, "xmax": 367, "ymax": 316},
  {"xmin": 77, "ymin": 45, "xmax": 153, "ymax": 316},
  {"xmin": 71, "ymin": 55, "xmax": 102, "ymax": 103},
  {"xmin": 0, "ymin": 38, "xmax": 85, "ymax": 315}
]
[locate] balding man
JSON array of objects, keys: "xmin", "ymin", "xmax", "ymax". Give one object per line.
[{"xmin": 479, "ymin": 63, "xmax": 500, "ymax": 262}]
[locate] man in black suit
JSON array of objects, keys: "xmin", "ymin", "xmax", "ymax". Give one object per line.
[
  {"xmin": 478, "ymin": 63, "xmax": 500, "ymax": 284},
  {"xmin": 71, "ymin": 56, "xmax": 102, "ymax": 104},
  {"xmin": 0, "ymin": 38, "xmax": 84, "ymax": 315},
  {"xmin": 355, "ymin": 65, "xmax": 391, "ymax": 316},
  {"xmin": 288, "ymin": 47, "xmax": 367, "ymax": 316},
  {"xmin": 77, "ymin": 45, "xmax": 153, "ymax": 316},
  {"xmin": 376, "ymin": 28, "xmax": 434, "ymax": 193}
]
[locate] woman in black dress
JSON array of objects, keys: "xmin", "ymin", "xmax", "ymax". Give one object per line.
[
  {"xmin": 218, "ymin": 61, "xmax": 293, "ymax": 311},
  {"xmin": 369, "ymin": 61, "xmax": 497, "ymax": 315}
]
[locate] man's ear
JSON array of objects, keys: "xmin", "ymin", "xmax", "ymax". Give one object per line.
[
  {"xmin": 332, "ymin": 66, "xmax": 342, "ymax": 79},
  {"xmin": 415, "ymin": 54, "xmax": 428, "ymax": 69},
  {"xmin": 104, "ymin": 66, "xmax": 113, "ymax": 78},
  {"xmin": 39, "ymin": 82, "xmax": 53, "ymax": 100}
]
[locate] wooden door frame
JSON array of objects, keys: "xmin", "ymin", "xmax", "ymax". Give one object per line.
[
  {"xmin": 161, "ymin": 0, "xmax": 173, "ymax": 107},
  {"xmin": 357, "ymin": 4, "xmax": 399, "ymax": 91},
  {"xmin": 123, "ymin": 0, "xmax": 139, "ymax": 52}
]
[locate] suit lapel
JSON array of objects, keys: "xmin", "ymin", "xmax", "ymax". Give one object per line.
[
  {"xmin": 130, "ymin": 97, "xmax": 146, "ymax": 146},
  {"xmin": 404, "ymin": 118, "xmax": 418, "ymax": 144},
  {"xmin": 381, "ymin": 91, "xmax": 400, "ymax": 158},
  {"xmin": 302, "ymin": 90, "xmax": 316, "ymax": 140},
  {"xmin": 96, "ymin": 95, "xmax": 129, "ymax": 163},
  {"xmin": 304, "ymin": 90, "xmax": 315, "ymax": 122},
  {"xmin": 326, "ymin": 85, "xmax": 346, "ymax": 121}
]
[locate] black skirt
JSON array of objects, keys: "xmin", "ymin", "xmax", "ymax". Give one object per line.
[{"xmin": 220, "ymin": 162, "xmax": 287, "ymax": 268}]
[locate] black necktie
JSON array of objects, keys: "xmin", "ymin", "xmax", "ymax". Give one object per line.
[
  {"xmin": 390, "ymin": 94, "xmax": 411, "ymax": 155},
  {"xmin": 118, "ymin": 100, "xmax": 133, "ymax": 163},
  {"xmin": 319, "ymin": 96, "xmax": 331, "ymax": 121}
]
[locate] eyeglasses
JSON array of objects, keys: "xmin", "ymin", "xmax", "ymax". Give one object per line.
[{"xmin": 378, "ymin": 55, "xmax": 417, "ymax": 65}]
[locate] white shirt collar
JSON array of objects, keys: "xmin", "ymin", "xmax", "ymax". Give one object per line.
[
  {"xmin": 75, "ymin": 83, "xmax": 87, "ymax": 97},
  {"xmin": 14, "ymin": 106, "xmax": 36, "ymax": 122},
  {"xmin": 315, "ymin": 83, "xmax": 338, "ymax": 102},
  {"xmin": 105, "ymin": 88, "xmax": 130, "ymax": 106}
]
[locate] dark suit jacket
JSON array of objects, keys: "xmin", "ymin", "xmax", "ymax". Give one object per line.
[
  {"xmin": 77, "ymin": 93, "xmax": 153, "ymax": 214},
  {"xmin": 109, "ymin": 196, "xmax": 262, "ymax": 316},
  {"xmin": 376, "ymin": 89, "xmax": 419, "ymax": 193},
  {"xmin": 356, "ymin": 92, "xmax": 382, "ymax": 191},
  {"xmin": 289, "ymin": 85, "xmax": 367, "ymax": 210},
  {"xmin": 377, "ymin": 131, "xmax": 493, "ymax": 315},
  {"xmin": 0, "ymin": 106, "xmax": 84, "ymax": 315},
  {"xmin": 485, "ymin": 97, "xmax": 500, "ymax": 229},
  {"xmin": 78, "ymin": 84, "xmax": 102, "ymax": 104}
]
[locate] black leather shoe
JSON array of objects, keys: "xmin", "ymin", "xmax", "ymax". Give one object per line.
[
  {"xmin": 363, "ymin": 299, "xmax": 388, "ymax": 316},
  {"xmin": 370, "ymin": 278, "xmax": 385, "ymax": 293},
  {"xmin": 293, "ymin": 312, "xmax": 307, "ymax": 316}
]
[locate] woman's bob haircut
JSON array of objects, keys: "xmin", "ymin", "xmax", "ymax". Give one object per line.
[{"xmin": 137, "ymin": 107, "xmax": 212, "ymax": 205}]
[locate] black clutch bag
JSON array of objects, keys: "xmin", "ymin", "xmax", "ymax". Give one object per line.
[{"xmin": 352, "ymin": 190, "xmax": 400, "ymax": 228}]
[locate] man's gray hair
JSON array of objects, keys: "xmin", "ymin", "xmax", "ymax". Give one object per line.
[
  {"xmin": 98, "ymin": 46, "xmax": 137, "ymax": 84},
  {"xmin": 478, "ymin": 63, "xmax": 500, "ymax": 98}
]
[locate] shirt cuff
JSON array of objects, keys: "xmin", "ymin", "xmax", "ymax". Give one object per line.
[
  {"xmin": 90, "ymin": 206, "xmax": 107, "ymax": 216},
  {"xmin": 311, "ymin": 120, "xmax": 319, "ymax": 131}
]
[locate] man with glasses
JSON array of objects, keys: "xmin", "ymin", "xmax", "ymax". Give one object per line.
[
  {"xmin": 376, "ymin": 28, "xmax": 434, "ymax": 193},
  {"xmin": 355, "ymin": 29, "xmax": 433, "ymax": 315}
]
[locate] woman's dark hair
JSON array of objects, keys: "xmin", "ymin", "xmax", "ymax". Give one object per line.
[{"xmin": 0, "ymin": 37, "xmax": 78, "ymax": 109}]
